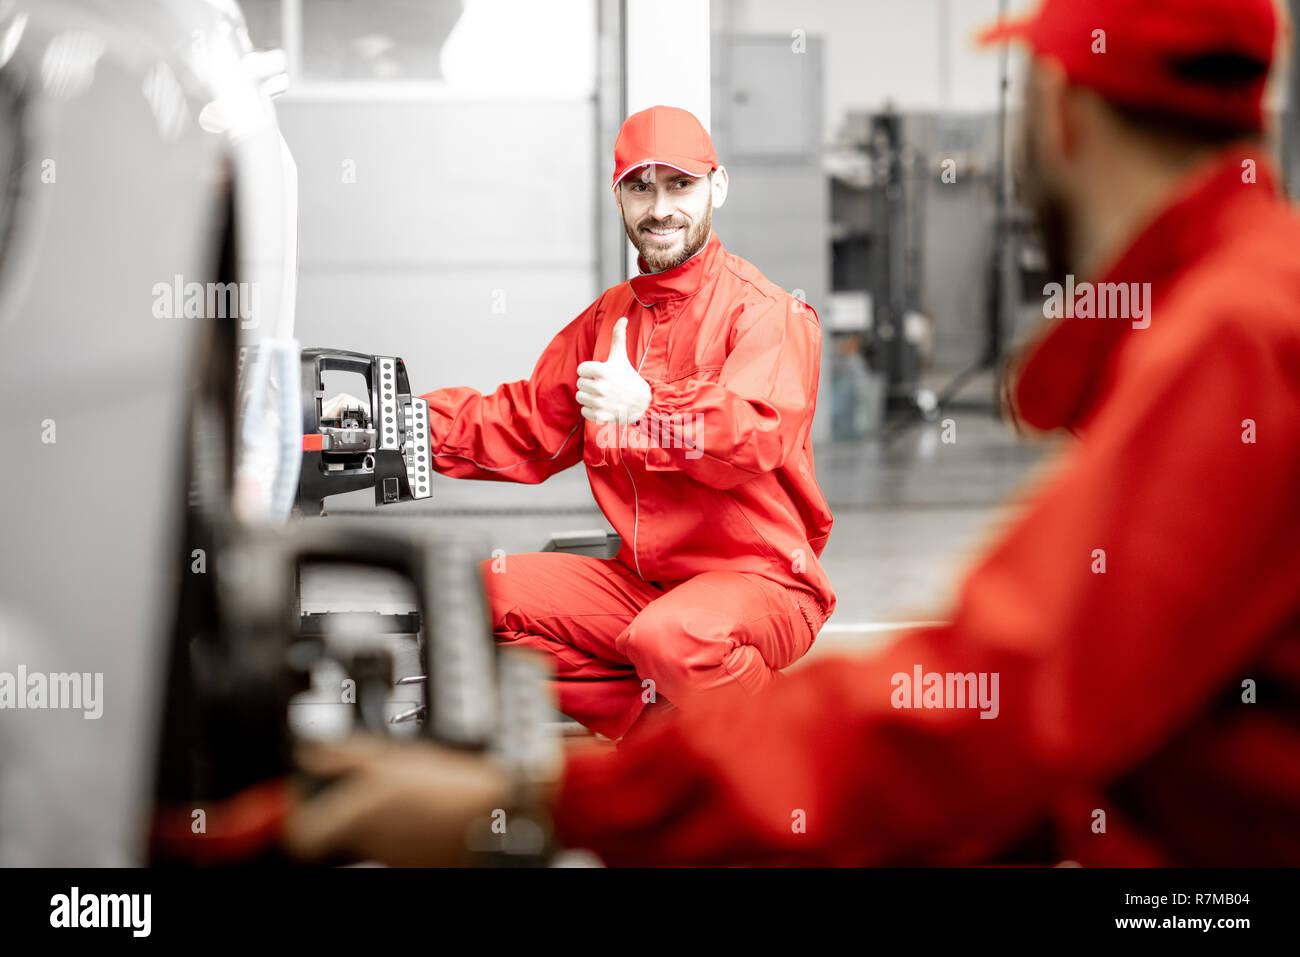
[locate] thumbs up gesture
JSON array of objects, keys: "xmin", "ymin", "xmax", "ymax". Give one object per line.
[{"xmin": 576, "ymin": 317, "xmax": 652, "ymax": 425}]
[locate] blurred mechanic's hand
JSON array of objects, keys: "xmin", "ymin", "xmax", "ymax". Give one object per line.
[
  {"xmin": 284, "ymin": 736, "xmax": 513, "ymax": 866},
  {"xmin": 320, "ymin": 392, "xmax": 367, "ymax": 420},
  {"xmin": 576, "ymin": 317, "xmax": 651, "ymax": 425}
]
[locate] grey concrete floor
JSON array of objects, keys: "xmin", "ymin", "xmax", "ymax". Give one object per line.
[{"xmin": 303, "ymin": 382, "xmax": 1067, "ymax": 673}]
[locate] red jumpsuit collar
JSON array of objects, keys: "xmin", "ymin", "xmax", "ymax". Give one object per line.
[
  {"xmin": 629, "ymin": 230, "xmax": 724, "ymax": 308},
  {"xmin": 1013, "ymin": 148, "xmax": 1278, "ymax": 433}
]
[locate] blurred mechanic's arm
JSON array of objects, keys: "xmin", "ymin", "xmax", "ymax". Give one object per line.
[{"xmin": 284, "ymin": 736, "xmax": 516, "ymax": 867}]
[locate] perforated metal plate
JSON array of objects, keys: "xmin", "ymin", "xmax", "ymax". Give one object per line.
[
  {"xmin": 405, "ymin": 396, "xmax": 431, "ymax": 500},
  {"xmin": 377, "ymin": 356, "xmax": 399, "ymax": 451}
]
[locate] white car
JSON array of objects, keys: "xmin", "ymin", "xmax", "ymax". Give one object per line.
[{"xmin": 0, "ymin": 0, "xmax": 299, "ymax": 866}]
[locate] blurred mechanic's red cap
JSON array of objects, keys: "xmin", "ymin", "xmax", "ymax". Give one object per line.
[
  {"xmin": 977, "ymin": 0, "xmax": 1279, "ymax": 133},
  {"xmin": 612, "ymin": 105, "xmax": 718, "ymax": 190}
]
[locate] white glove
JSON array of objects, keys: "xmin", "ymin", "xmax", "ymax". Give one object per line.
[
  {"xmin": 321, "ymin": 392, "xmax": 367, "ymax": 420},
  {"xmin": 576, "ymin": 317, "xmax": 652, "ymax": 425}
]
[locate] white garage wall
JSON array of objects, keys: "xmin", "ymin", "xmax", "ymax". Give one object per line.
[
  {"xmin": 714, "ymin": 0, "xmax": 1007, "ymax": 139},
  {"xmin": 279, "ymin": 99, "xmax": 599, "ymax": 396},
  {"xmin": 263, "ymin": 0, "xmax": 606, "ymax": 401}
]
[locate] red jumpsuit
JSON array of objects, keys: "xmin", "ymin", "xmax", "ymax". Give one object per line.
[
  {"xmin": 419, "ymin": 231, "xmax": 835, "ymax": 739},
  {"xmin": 552, "ymin": 149, "xmax": 1300, "ymax": 865}
]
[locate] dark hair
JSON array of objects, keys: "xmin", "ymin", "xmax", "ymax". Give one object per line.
[
  {"xmin": 1169, "ymin": 50, "xmax": 1269, "ymax": 87},
  {"xmin": 1103, "ymin": 50, "xmax": 1270, "ymax": 147},
  {"xmin": 1103, "ymin": 99, "xmax": 1263, "ymax": 149}
]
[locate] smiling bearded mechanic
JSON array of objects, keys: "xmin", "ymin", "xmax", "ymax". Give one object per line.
[
  {"xmin": 326, "ymin": 105, "xmax": 835, "ymax": 742},
  {"xmin": 288, "ymin": 0, "xmax": 1300, "ymax": 867}
]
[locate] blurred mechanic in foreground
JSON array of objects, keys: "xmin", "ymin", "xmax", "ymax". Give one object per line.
[{"xmin": 287, "ymin": 0, "xmax": 1300, "ymax": 866}]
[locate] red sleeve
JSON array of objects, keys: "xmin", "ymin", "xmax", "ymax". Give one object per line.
[
  {"xmin": 418, "ymin": 302, "xmax": 597, "ymax": 484},
  {"xmin": 552, "ymin": 318, "xmax": 1300, "ymax": 865},
  {"xmin": 621, "ymin": 297, "xmax": 822, "ymax": 490}
]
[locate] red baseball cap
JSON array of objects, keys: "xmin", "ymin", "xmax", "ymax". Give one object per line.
[
  {"xmin": 611, "ymin": 105, "xmax": 718, "ymax": 190},
  {"xmin": 977, "ymin": 0, "xmax": 1278, "ymax": 133}
]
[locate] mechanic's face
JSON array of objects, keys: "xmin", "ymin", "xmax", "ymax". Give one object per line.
[{"xmin": 616, "ymin": 164, "xmax": 720, "ymax": 272}]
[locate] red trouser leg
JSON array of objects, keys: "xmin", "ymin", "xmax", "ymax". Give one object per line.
[
  {"xmin": 619, "ymin": 571, "xmax": 815, "ymax": 712},
  {"xmin": 480, "ymin": 555, "xmax": 816, "ymax": 739},
  {"xmin": 480, "ymin": 552, "xmax": 665, "ymax": 740}
]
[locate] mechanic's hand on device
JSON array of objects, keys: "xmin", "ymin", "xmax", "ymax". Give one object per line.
[
  {"xmin": 576, "ymin": 317, "xmax": 651, "ymax": 425},
  {"xmin": 321, "ymin": 392, "xmax": 367, "ymax": 420},
  {"xmin": 284, "ymin": 736, "xmax": 517, "ymax": 867}
]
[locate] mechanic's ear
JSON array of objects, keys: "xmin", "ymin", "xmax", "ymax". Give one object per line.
[{"xmin": 710, "ymin": 166, "xmax": 728, "ymax": 209}]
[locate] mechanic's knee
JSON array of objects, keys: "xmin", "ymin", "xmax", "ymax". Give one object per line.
[{"xmin": 619, "ymin": 606, "xmax": 731, "ymax": 698}]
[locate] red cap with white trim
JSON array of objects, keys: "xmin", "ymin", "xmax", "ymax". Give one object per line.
[{"xmin": 611, "ymin": 105, "xmax": 718, "ymax": 190}]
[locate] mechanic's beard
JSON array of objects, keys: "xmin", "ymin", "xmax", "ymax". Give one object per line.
[
  {"xmin": 1029, "ymin": 186, "xmax": 1072, "ymax": 284},
  {"xmin": 625, "ymin": 203, "xmax": 712, "ymax": 273},
  {"xmin": 1015, "ymin": 127, "xmax": 1073, "ymax": 281},
  {"xmin": 1003, "ymin": 125, "xmax": 1075, "ymax": 429}
]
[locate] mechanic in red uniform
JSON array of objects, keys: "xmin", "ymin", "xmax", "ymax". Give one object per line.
[
  {"xmin": 287, "ymin": 0, "xmax": 1300, "ymax": 866},
  {"xmin": 420, "ymin": 105, "xmax": 833, "ymax": 740}
]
